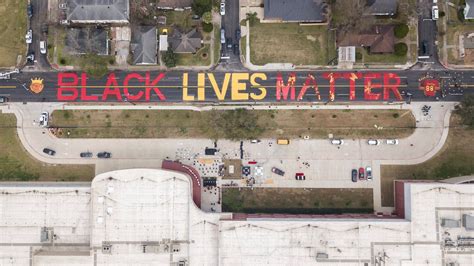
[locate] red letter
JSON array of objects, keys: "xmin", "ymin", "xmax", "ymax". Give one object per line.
[
  {"xmin": 275, "ymin": 72, "xmax": 296, "ymax": 101},
  {"xmin": 57, "ymin": 72, "xmax": 79, "ymax": 101},
  {"xmin": 145, "ymin": 72, "xmax": 166, "ymax": 101},
  {"xmin": 364, "ymin": 73, "xmax": 382, "ymax": 101},
  {"xmin": 383, "ymin": 73, "xmax": 402, "ymax": 101},
  {"xmin": 80, "ymin": 73, "xmax": 97, "ymax": 101},
  {"xmin": 297, "ymin": 74, "xmax": 320, "ymax": 101},
  {"xmin": 343, "ymin": 73, "xmax": 362, "ymax": 101},
  {"xmin": 323, "ymin": 72, "xmax": 342, "ymax": 102},
  {"xmin": 123, "ymin": 73, "xmax": 145, "ymax": 101},
  {"xmin": 102, "ymin": 73, "xmax": 122, "ymax": 101}
]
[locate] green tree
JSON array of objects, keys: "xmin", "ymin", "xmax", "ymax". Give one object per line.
[
  {"xmin": 202, "ymin": 11, "xmax": 212, "ymax": 24},
  {"xmin": 455, "ymin": 94, "xmax": 474, "ymax": 128},
  {"xmin": 162, "ymin": 47, "xmax": 177, "ymax": 68},
  {"xmin": 394, "ymin": 42, "xmax": 408, "ymax": 56},
  {"xmin": 202, "ymin": 22, "xmax": 214, "ymax": 33},
  {"xmin": 394, "ymin": 24, "xmax": 409, "ymax": 39},
  {"xmin": 246, "ymin": 12, "xmax": 259, "ymax": 26},
  {"xmin": 192, "ymin": 0, "xmax": 212, "ymax": 17}
]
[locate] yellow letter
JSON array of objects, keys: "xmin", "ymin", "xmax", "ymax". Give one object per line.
[
  {"xmin": 231, "ymin": 73, "xmax": 249, "ymax": 101},
  {"xmin": 182, "ymin": 73, "xmax": 194, "ymax": 101},
  {"xmin": 208, "ymin": 73, "xmax": 231, "ymax": 101},
  {"xmin": 250, "ymin": 73, "xmax": 267, "ymax": 100},
  {"xmin": 197, "ymin": 73, "xmax": 206, "ymax": 101}
]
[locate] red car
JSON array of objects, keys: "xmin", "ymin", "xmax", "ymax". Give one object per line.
[{"xmin": 358, "ymin": 167, "xmax": 365, "ymax": 180}]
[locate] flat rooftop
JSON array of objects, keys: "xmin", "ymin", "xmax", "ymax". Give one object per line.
[{"xmin": 1, "ymin": 170, "xmax": 473, "ymax": 265}]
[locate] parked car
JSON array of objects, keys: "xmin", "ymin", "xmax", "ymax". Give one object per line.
[
  {"xmin": 25, "ymin": 29, "xmax": 32, "ymax": 44},
  {"xmin": 220, "ymin": 2, "xmax": 225, "ymax": 15},
  {"xmin": 277, "ymin": 139, "xmax": 290, "ymax": 145},
  {"xmin": 250, "ymin": 139, "xmax": 261, "ymax": 143},
  {"xmin": 43, "ymin": 148, "xmax": 56, "ymax": 156},
  {"xmin": 351, "ymin": 169, "xmax": 358, "ymax": 182},
  {"xmin": 233, "ymin": 43, "xmax": 239, "ymax": 55},
  {"xmin": 26, "ymin": 52, "xmax": 35, "ymax": 62},
  {"xmin": 27, "ymin": 4, "xmax": 33, "ymax": 18},
  {"xmin": 39, "ymin": 111, "xmax": 49, "ymax": 127},
  {"xmin": 235, "ymin": 29, "xmax": 241, "ymax": 40},
  {"xmin": 220, "ymin": 28, "xmax": 225, "ymax": 44},
  {"xmin": 331, "ymin": 139, "xmax": 344, "ymax": 145},
  {"xmin": 386, "ymin": 139, "xmax": 399, "ymax": 145},
  {"xmin": 0, "ymin": 96, "xmax": 9, "ymax": 103},
  {"xmin": 80, "ymin": 152, "xmax": 93, "ymax": 158},
  {"xmin": 366, "ymin": 166, "xmax": 373, "ymax": 180},
  {"xmin": 367, "ymin": 139, "xmax": 380, "ymax": 145},
  {"xmin": 40, "ymin": 41, "xmax": 47, "ymax": 54},
  {"xmin": 271, "ymin": 167, "xmax": 285, "ymax": 176},
  {"xmin": 226, "ymin": 38, "xmax": 232, "ymax": 49},
  {"xmin": 359, "ymin": 167, "xmax": 365, "ymax": 180},
  {"xmin": 97, "ymin": 152, "xmax": 112, "ymax": 158},
  {"xmin": 295, "ymin": 173, "xmax": 305, "ymax": 180},
  {"xmin": 421, "ymin": 40, "xmax": 429, "ymax": 55},
  {"xmin": 432, "ymin": 5, "xmax": 439, "ymax": 20}
]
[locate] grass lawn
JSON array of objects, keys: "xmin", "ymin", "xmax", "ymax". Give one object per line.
[
  {"xmin": 240, "ymin": 36, "xmax": 246, "ymax": 61},
  {"xmin": 213, "ymin": 24, "xmax": 221, "ymax": 64},
  {"xmin": 176, "ymin": 44, "xmax": 211, "ymax": 66},
  {"xmin": 381, "ymin": 114, "xmax": 474, "ymax": 207},
  {"xmin": 358, "ymin": 47, "xmax": 407, "ymax": 64},
  {"xmin": 222, "ymin": 188, "xmax": 373, "ymax": 214},
  {"xmin": 0, "ymin": 114, "xmax": 95, "ymax": 181},
  {"xmin": 250, "ymin": 22, "xmax": 329, "ymax": 65},
  {"xmin": 0, "ymin": 0, "xmax": 27, "ymax": 67},
  {"xmin": 51, "ymin": 109, "xmax": 415, "ymax": 139},
  {"xmin": 161, "ymin": 10, "xmax": 194, "ymax": 31}
]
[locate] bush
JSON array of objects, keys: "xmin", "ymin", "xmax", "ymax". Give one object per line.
[
  {"xmin": 394, "ymin": 42, "xmax": 408, "ymax": 56},
  {"xmin": 59, "ymin": 58, "xmax": 66, "ymax": 65},
  {"xmin": 192, "ymin": 0, "xmax": 212, "ymax": 16},
  {"xmin": 394, "ymin": 24, "xmax": 409, "ymax": 39},
  {"xmin": 202, "ymin": 11, "xmax": 212, "ymax": 24},
  {"xmin": 202, "ymin": 22, "xmax": 213, "ymax": 33},
  {"xmin": 458, "ymin": 8, "xmax": 465, "ymax": 22},
  {"xmin": 439, "ymin": 11, "xmax": 445, "ymax": 17},
  {"xmin": 162, "ymin": 47, "xmax": 177, "ymax": 68}
]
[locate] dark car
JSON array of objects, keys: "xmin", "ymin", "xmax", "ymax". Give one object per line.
[
  {"xmin": 43, "ymin": 148, "xmax": 56, "ymax": 156},
  {"xmin": 351, "ymin": 169, "xmax": 358, "ymax": 182},
  {"xmin": 233, "ymin": 43, "xmax": 239, "ymax": 55},
  {"xmin": 235, "ymin": 29, "xmax": 241, "ymax": 40},
  {"xmin": 27, "ymin": 4, "xmax": 33, "ymax": 18},
  {"xmin": 226, "ymin": 38, "xmax": 232, "ymax": 49},
  {"xmin": 80, "ymin": 152, "xmax": 93, "ymax": 158},
  {"xmin": 26, "ymin": 52, "xmax": 35, "ymax": 63},
  {"xmin": 271, "ymin": 167, "xmax": 285, "ymax": 176},
  {"xmin": 0, "ymin": 96, "xmax": 9, "ymax": 103},
  {"xmin": 421, "ymin": 40, "xmax": 428, "ymax": 55},
  {"xmin": 359, "ymin": 167, "xmax": 365, "ymax": 180},
  {"xmin": 97, "ymin": 152, "xmax": 111, "ymax": 158}
]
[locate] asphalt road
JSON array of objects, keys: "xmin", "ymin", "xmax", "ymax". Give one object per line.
[
  {"xmin": 0, "ymin": 69, "xmax": 471, "ymax": 103},
  {"xmin": 219, "ymin": 0, "xmax": 244, "ymax": 70},
  {"xmin": 25, "ymin": 0, "xmax": 50, "ymax": 70}
]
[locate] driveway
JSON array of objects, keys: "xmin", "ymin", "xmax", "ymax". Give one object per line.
[{"xmin": 0, "ymin": 102, "xmax": 456, "ymax": 212}]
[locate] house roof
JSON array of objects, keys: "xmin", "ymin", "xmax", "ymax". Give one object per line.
[
  {"xmin": 263, "ymin": 0, "xmax": 328, "ymax": 22},
  {"xmin": 65, "ymin": 27, "xmax": 108, "ymax": 55},
  {"xmin": 66, "ymin": 0, "xmax": 129, "ymax": 22},
  {"xmin": 367, "ymin": 0, "xmax": 398, "ymax": 15},
  {"xmin": 131, "ymin": 26, "xmax": 157, "ymax": 65},
  {"xmin": 337, "ymin": 25, "xmax": 395, "ymax": 53},
  {"xmin": 465, "ymin": 0, "xmax": 474, "ymax": 19},
  {"xmin": 169, "ymin": 28, "xmax": 202, "ymax": 53},
  {"xmin": 156, "ymin": 0, "xmax": 193, "ymax": 8}
]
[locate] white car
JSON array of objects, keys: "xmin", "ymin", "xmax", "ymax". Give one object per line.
[
  {"xmin": 40, "ymin": 41, "xmax": 47, "ymax": 54},
  {"xmin": 25, "ymin": 29, "xmax": 32, "ymax": 44},
  {"xmin": 386, "ymin": 139, "xmax": 399, "ymax": 145},
  {"xmin": 220, "ymin": 3, "xmax": 225, "ymax": 16},
  {"xmin": 39, "ymin": 112, "xmax": 49, "ymax": 127},
  {"xmin": 432, "ymin": 6, "xmax": 439, "ymax": 20},
  {"xmin": 331, "ymin": 139, "xmax": 344, "ymax": 145},
  {"xmin": 367, "ymin": 139, "xmax": 380, "ymax": 145},
  {"xmin": 366, "ymin": 167, "xmax": 373, "ymax": 180}
]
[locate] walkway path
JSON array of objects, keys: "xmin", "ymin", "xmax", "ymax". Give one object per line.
[{"xmin": 0, "ymin": 102, "xmax": 456, "ymax": 212}]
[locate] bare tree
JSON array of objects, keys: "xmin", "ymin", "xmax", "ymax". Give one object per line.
[{"xmin": 331, "ymin": 0, "xmax": 376, "ymax": 34}]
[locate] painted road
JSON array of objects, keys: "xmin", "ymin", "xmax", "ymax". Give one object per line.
[{"xmin": 0, "ymin": 69, "xmax": 470, "ymax": 103}]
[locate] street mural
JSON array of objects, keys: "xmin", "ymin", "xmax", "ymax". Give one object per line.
[
  {"xmin": 29, "ymin": 78, "xmax": 44, "ymax": 94},
  {"xmin": 48, "ymin": 71, "xmax": 411, "ymax": 102}
]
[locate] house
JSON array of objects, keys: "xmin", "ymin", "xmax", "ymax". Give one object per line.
[
  {"xmin": 66, "ymin": 0, "xmax": 129, "ymax": 24},
  {"xmin": 130, "ymin": 26, "xmax": 157, "ymax": 65},
  {"xmin": 367, "ymin": 0, "xmax": 398, "ymax": 16},
  {"xmin": 337, "ymin": 25, "xmax": 395, "ymax": 54},
  {"xmin": 465, "ymin": 0, "xmax": 474, "ymax": 19},
  {"xmin": 65, "ymin": 27, "xmax": 109, "ymax": 55},
  {"xmin": 169, "ymin": 29, "xmax": 202, "ymax": 53},
  {"xmin": 156, "ymin": 0, "xmax": 193, "ymax": 10},
  {"xmin": 263, "ymin": 0, "xmax": 329, "ymax": 23}
]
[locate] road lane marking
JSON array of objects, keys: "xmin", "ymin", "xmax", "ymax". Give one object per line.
[{"xmin": 0, "ymin": 86, "xmax": 16, "ymax": 89}]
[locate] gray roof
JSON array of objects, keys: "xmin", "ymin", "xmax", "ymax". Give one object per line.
[
  {"xmin": 465, "ymin": 0, "xmax": 474, "ymax": 19},
  {"xmin": 463, "ymin": 214, "xmax": 474, "ymax": 230},
  {"xmin": 131, "ymin": 26, "xmax": 157, "ymax": 65},
  {"xmin": 441, "ymin": 219, "xmax": 461, "ymax": 228},
  {"xmin": 367, "ymin": 0, "xmax": 398, "ymax": 15},
  {"xmin": 66, "ymin": 0, "xmax": 129, "ymax": 22},
  {"xmin": 263, "ymin": 0, "xmax": 328, "ymax": 22},
  {"xmin": 169, "ymin": 28, "xmax": 202, "ymax": 53},
  {"xmin": 65, "ymin": 27, "xmax": 108, "ymax": 55}
]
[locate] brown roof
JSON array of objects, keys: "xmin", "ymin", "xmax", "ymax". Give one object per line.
[{"xmin": 337, "ymin": 25, "xmax": 395, "ymax": 53}]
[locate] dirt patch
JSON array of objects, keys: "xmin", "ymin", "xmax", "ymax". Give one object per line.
[
  {"xmin": 222, "ymin": 187, "xmax": 373, "ymax": 214},
  {"xmin": 51, "ymin": 109, "xmax": 416, "ymax": 139},
  {"xmin": 381, "ymin": 114, "xmax": 474, "ymax": 207}
]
